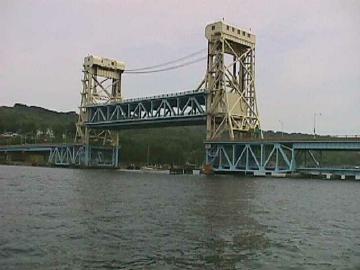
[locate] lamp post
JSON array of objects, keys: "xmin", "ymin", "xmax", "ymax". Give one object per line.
[
  {"xmin": 279, "ymin": 120, "xmax": 284, "ymax": 137},
  {"xmin": 313, "ymin": 113, "xmax": 322, "ymax": 138}
]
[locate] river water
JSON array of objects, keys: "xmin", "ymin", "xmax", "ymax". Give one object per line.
[{"xmin": 0, "ymin": 165, "xmax": 359, "ymax": 269}]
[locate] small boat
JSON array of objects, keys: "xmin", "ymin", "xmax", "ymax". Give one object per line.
[{"xmin": 141, "ymin": 166, "xmax": 169, "ymax": 174}]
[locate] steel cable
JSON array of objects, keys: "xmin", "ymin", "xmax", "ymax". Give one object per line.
[
  {"xmin": 124, "ymin": 56, "xmax": 207, "ymax": 74},
  {"xmin": 124, "ymin": 48, "xmax": 206, "ymax": 72}
]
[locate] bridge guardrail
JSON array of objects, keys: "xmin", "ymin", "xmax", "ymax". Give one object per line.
[{"xmin": 85, "ymin": 89, "xmax": 208, "ymax": 107}]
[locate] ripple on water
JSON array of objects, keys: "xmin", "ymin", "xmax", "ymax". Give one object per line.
[{"xmin": 1, "ymin": 165, "xmax": 360, "ymax": 269}]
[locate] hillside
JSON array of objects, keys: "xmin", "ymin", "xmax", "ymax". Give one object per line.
[{"xmin": 0, "ymin": 103, "xmax": 77, "ymax": 137}]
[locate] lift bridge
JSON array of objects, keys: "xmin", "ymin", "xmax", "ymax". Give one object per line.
[{"xmin": 1, "ymin": 21, "xmax": 359, "ymax": 178}]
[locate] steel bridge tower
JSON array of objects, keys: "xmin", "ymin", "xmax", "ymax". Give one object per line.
[
  {"xmin": 199, "ymin": 21, "xmax": 261, "ymax": 140},
  {"xmin": 75, "ymin": 56, "xmax": 125, "ymax": 157}
]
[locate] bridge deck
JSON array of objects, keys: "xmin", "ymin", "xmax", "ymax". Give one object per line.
[
  {"xmin": 206, "ymin": 139, "xmax": 360, "ymax": 175},
  {"xmin": 0, "ymin": 144, "xmax": 82, "ymax": 152},
  {"xmin": 297, "ymin": 167, "xmax": 360, "ymax": 176},
  {"xmin": 0, "ymin": 144, "xmax": 118, "ymax": 167},
  {"xmin": 206, "ymin": 139, "xmax": 360, "ymax": 150},
  {"xmin": 85, "ymin": 89, "xmax": 207, "ymax": 129}
]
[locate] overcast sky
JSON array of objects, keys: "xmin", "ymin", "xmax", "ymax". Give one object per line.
[{"xmin": 1, "ymin": 0, "xmax": 359, "ymax": 135}]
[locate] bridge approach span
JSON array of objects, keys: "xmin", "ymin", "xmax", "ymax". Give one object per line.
[{"xmin": 85, "ymin": 89, "xmax": 207, "ymax": 129}]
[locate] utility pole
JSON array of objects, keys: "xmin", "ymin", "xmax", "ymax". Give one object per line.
[
  {"xmin": 147, "ymin": 144, "xmax": 150, "ymax": 165},
  {"xmin": 279, "ymin": 120, "xmax": 284, "ymax": 137},
  {"xmin": 313, "ymin": 113, "xmax": 322, "ymax": 139}
]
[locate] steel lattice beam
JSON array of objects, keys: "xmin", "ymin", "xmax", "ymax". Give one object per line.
[
  {"xmin": 85, "ymin": 90, "xmax": 207, "ymax": 129},
  {"xmin": 205, "ymin": 140, "xmax": 360, "ymax": 175},
  {"xmin": 206, "ymin": 142, "xmax": 294, "ymax": 174}
]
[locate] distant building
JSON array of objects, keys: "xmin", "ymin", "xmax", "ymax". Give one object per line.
[
  {"xmin": 0, "ymin": 132, "xmax": 20, "ymax": 138},
  {"xmin": 36, "ymin": 128, "xmax": 55, "ymax": 139}
]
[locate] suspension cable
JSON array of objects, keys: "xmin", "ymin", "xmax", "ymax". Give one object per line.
[
  {"xmin": 125, "ymin": 48, "xmax": 206, "ymax": 72},
  {"xmin": 124, "ymin": 56, "xmax": 207, "ymax": 74}
]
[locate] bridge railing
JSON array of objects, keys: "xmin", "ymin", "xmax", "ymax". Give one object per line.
[
  {"xmin": 206, "ymin": 135, "xmax": 360, "ymax": 143},
  {"xmin": 120, "ymin": 89, "xmax": 207, "ymax": 104}
]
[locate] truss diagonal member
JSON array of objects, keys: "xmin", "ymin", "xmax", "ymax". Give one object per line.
[
  {"xmin": 213, "ymin": 117, "xmax": 228, "ymax": 138},
  {"xmin": 208, "ymin": 91, "xmax": 225, "ymax": 114},
  {"xmin": 278, "ymin": 145, "xmax": 291, "ymax": 168},
  {"xmin": 93, "ymin": 76, "xmax": 112, "ymax": 98},
  {"xmin": 223, "ymin": 47, "xmax": 252, "ymax": 71},
  {"xmin": 90, "ymin": 109, "xmax": 99, "ymax": 123},
  {"xmin": 192, "ymin": 97, "xmax": 205, "ymax": 113},
  {"xmin": 308, "ymin": 150, "xmax": 320, "ymax": 167},
  {"xmin": 234, "ymin": 145, "xmax": 248, "ymax": 167},
  {"xmin": 224, "ymin": 72, "xmax": 258, "ymax": 117},
  {"xmin": 248, "ymin": 145, "xmax": 261, "ymax": 169},
  {"xmin": 163, "ymin": 99, "xmax": 176, "ymax": 116},
  {"xmin": 220, "ymin": 146, "xmax": 232, "ymax": 167},
  {"xmin": 224, "ymin": 39, "xmax": 240, "ymax": 60},
  {"xmin": 238, "ymin": 59, "xmax": 254, "ymax": 82},
  {"xmin": 207, "ymin": 147, "xmax": 220, "ymax": 164},
  {"xmin": 263, "ymin": 145, "xmax": 276, "ymax": 168}
]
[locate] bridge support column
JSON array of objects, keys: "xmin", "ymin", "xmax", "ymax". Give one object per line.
[
  {"xmin": 74, "ymin": 55, "xmax": 125, "ymax": 167},
  {"xmin": 84, "ymin": 145, "xmax": 90, "ymax": 167},
  {"xmin": 199, "ymin": 21, "xmax": 261, "ymax": 140}
]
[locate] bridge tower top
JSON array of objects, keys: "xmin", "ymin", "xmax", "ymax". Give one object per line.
[
  {"xmin": 83, "ymin": 55, "xmax": 125, "ymax": 104},
  {"xmin": 201, "ymin": 21, "xmax": 261, "ymax": 140},
  {"xmin": 205, "ymin": 21, "xmax": 256, "ymax": 48},
  {"xmin": 75, "ymin": 55, "xmax": 125, "ymax": 146}
]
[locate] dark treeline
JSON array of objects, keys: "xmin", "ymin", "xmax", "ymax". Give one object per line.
[
  {"xmin": 0, "ymin": 103, "xmax": 77, "ymax": 141},
  {"xmin": 119, "ymin": 127, "xmax": 206, "ymax": 166}
]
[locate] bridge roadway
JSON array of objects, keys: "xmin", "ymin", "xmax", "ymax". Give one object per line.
[
  {"xmin": 0, "ymin": 144, "xmax": 118, "ymax": 167},
  {"xmin": 205, "ymin": 139, "xmax": 360, "ymax": 177},
  {"xmin": 85, "ymin": 89, "xmax": 207, "ymax": 129},
  {"xmin": 1, "ymin": 138, "xmax": 359, "ymax": 178}
]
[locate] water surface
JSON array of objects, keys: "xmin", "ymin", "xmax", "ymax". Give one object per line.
[{"xmin": 0, "ymin": 165, "xmax": 359, "ymax": 269}]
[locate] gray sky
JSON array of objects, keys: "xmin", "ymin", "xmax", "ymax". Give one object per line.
[{"xmin": 1, "ymin": 0, "xmax": 359, "ymax": 135}]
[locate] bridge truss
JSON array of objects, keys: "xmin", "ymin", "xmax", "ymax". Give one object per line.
[
  {"xmin": 86, "ymin": 90, "xmax": 207, "ymax": 129},
  {"xmin": 206, "ymin": 140, "xmax": 360, "ymax": 178},
  {"xmin": 0, "ymin": 144, "xmax": 118, "ymax": 167}
]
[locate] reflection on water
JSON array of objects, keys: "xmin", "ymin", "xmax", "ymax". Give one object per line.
[
  {"xmin": 0, "ymin": 165, "xmax": 359, "ymax": 269},
  {"xmin": 197, "ymin": 176, "xmax": 269, "ymax": 269}
]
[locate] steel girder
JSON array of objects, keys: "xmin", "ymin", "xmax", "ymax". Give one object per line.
[
  {"xmin": 205, "ymin": 140, "xmax": 360, "ymax": 175},
  {"xmin": 293, "ymin": 141, "xmax": 360, "ymax": 150},
  {"xmin": 297, "ymin": 168, "xmax": 360, "ymax": 176},
  {"xmin": 47, "ymin": 145, "xmax": 119, "ymax": 167},
  {"xmin": 48, "ymin": 145, "xmax": 85, "ymax": 166},
  {"xmin": 0, "ymin": 144, "xmax": 119, "ymax": 167},
  {"xmin": 85, "ymin": 90, "xmax": 207, "ymax": 129},
  {"xmin": 206, "ymin": 142, "xmax": 295, "ymax": 174}
]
